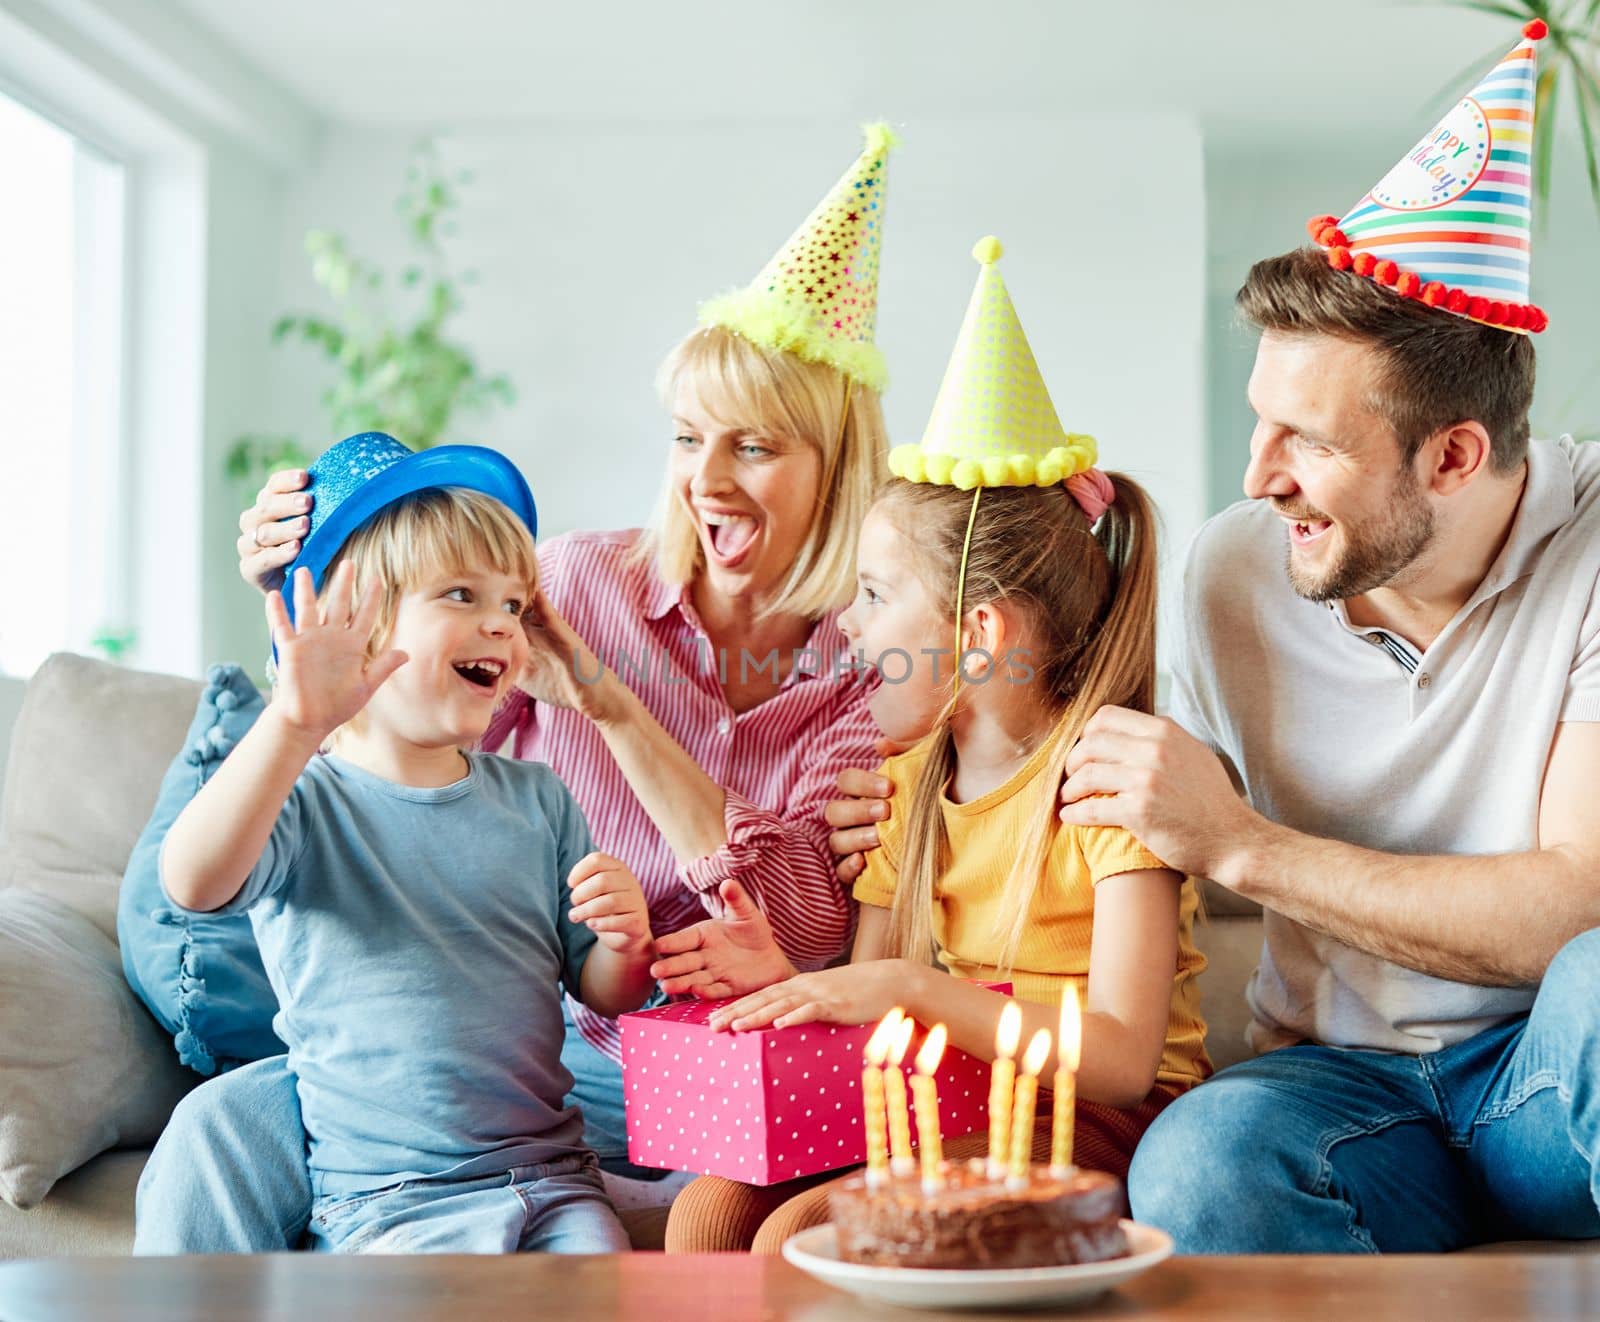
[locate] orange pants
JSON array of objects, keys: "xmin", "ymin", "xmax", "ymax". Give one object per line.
[{"xmin": 664, "ymin": 1087, "xmax": 1176, "ymax": 1254}]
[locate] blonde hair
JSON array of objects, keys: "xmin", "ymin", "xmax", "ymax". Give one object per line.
[
  {"xmin": 322, "ymin": 486, "xmax": 538, "ymax": 746},
  {"xmin": 636, "ymin": 324, "xmax": 888, "ymax": 620},
  {"xmin": 874, "ymin": 476, "xmax": 1161, "ymax": 974}
]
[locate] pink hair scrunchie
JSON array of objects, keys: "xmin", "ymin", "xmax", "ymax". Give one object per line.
[{"xmin": 1065, "ymin": 468, "xmax": 1116, "ymax": 524}]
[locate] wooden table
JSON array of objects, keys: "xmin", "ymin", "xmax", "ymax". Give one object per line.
[{"xmin": 1, "ymin": 1252, "xmax": 1597, "ymax": 1321}]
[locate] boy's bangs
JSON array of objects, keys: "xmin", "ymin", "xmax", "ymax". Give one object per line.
[{"xmin": 378, "ymin": 488, "xmax": 538, "ymax": 594}]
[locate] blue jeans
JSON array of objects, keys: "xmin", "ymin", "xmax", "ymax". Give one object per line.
[
  {"xmin": 134, "ymin": 1019, "xmax": 641, "ymax": 1254},
  {"xmin": 1129, "ymin": 929, "xmax": 1600, "ymax": 1252},
  {"xmin": 308, "ymin": 1155, "xmax": 628, "ymax": 1254}
]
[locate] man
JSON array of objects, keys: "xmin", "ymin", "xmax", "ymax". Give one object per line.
[
  {"xmin": 1051, "ymin": 20, "xmax": 1600, "ymax": 1253},
  {"xmin": 1056, "ymin": 240, "xmax": 1600, "ymax": 1251}
]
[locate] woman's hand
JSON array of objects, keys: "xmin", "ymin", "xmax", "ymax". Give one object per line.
[
  {"xmin": 825, "ymin": 766, "xmax": 896, "ymax": 885},
  {"xmin": 265, "ymin": 563, "xmax": 408, "ymax": 739},
  {"xmin": 238, "ymin": 468, "xmax": 313, "ymax": 595},
  {"xmin": 707, "ymin": 959, "xmax": 922, "ymax": 1032},
  {"xmin": 649, "ymin": 879, "xmax": 797, "ymax": 999},
  {"xmin": 519, "ymin": 589, "xmax": 624, "ymax": 722}
]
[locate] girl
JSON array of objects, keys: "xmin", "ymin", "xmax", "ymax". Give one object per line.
[{"xmin": 662, "ymin": 238, "xmax": 1211, "ymax": 1254}]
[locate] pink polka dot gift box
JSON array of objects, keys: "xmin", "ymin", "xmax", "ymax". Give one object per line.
[{"xmin": 619, "ymin": 992, "xmax": 1004, "ymax": 1186}]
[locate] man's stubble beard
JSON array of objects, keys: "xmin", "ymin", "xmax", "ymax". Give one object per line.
[{"xmin": 1284, "ymin": 470, "xmax": 1437, "ymax": 603}]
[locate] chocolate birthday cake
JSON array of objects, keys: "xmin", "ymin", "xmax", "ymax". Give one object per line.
[{"xmin": 829, "ymin": 1163, "xmax": 1127, "ymax": 1270}]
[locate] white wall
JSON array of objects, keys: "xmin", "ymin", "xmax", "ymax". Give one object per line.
[
  {"xmin": 0, "ymin": 0, "xmax": 315, "ymax": 679},
  {"xmin": 254, "ymin": 114, "xmax": 1207, "ymax": 666},
  {"xmin": 22, "ymin": 1, "xmax": 1592, "ymax": 684}
]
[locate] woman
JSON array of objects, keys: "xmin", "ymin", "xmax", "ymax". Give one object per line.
[{"xmin": 129, "ymin": 125, "xmax": 899, "ymax": 1251}]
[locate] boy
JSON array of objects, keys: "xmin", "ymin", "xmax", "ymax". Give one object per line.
[{"xmin": 161, "ymin": 441, "xmax": 655, "ymax": 1253}]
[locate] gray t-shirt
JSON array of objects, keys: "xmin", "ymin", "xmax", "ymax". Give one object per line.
[
  {"xmin": 197, "ymin": 751, "xmax": 599, "ymax": 1198},
  {"xmin": 1172, "ymin": 437, "xmax": 1600, "ymax": 1056}
]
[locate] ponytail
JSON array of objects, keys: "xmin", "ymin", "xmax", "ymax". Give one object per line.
[
  {"xmin": 871, "ymin": 473, "xmax": 1162, "ymax": 972},
  {"xmin": 989, "ymin": 473, "xmax": 1159, "ymax": 969}
]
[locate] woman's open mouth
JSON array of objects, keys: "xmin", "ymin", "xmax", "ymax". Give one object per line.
[{"xmin": 701, "ymin": 511, "xmax": 760, "ymax": 568}]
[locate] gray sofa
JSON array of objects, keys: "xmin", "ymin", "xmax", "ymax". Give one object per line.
[{"xmin": 0, "ymin": 654, "xmax": 1588, "ymax": 1257}]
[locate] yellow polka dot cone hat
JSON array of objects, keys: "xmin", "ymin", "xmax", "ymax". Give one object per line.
[
  {"xmin": 698, "ymin": 123, "xmax": 897, "ymax": 392},
  {"xmin": 889, "ymin": 237, "xmax": 1098, "ymax": 491},
  {"xmin": 1306, "ymin": 20, "xmax": 1548, "ymax": 333}
]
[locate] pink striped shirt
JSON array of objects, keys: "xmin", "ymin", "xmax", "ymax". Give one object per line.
[{"xmin": 484, "ymin": 529, "xmax": 881, "ymax": 1062}]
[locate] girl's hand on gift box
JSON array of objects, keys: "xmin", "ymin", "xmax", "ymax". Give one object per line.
[
  {"xmin": 568, "ymin": 851, "xmax": 653, "ymax": 956},
  {"xmin": 707, "ymin": 960, "xmax": 915, "ymax": 1032},
  {"xmin": 649, "ymin": 879, "xmax": 797, "ymax": 999}
]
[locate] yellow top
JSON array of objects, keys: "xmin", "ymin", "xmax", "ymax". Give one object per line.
[{"xmin": 853, "ymin": 732, "xmax": 1212, "ymax": 1093}]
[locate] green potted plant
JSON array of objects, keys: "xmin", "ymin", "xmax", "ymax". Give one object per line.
[
  {"xmin": 226, "ymin": 140, "xmax": 514, "ymax": 500},
  {"xmin": 1445, "ymin": 1, "xmax": 1600, "ymax": 220}
]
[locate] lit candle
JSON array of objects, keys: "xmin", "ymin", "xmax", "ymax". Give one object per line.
[
  {"xmin": 987, "ymin": 1001, "xmax": 1022, "ymax": 1179},
  {"xmin": 862, "ymin": 1010, "xmax": 899, "ymax": 1188},
  {"xmin": 1007, "ymin": 1028, "xmax": 1052, "ymax": 1189},
  {"xmin": 911, "ymin": 1023, "xmax": 948, "ymax": 1193},
  {"xmin": 1050, "ymin": 986, "xmax": 1083, "ymax": 1177},
  {"xmin": 884, "ymin": 1013, "xmax": 916, "ymax": 1177}
]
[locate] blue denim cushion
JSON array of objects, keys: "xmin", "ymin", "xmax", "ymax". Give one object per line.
[{"xmin": 118, "ymin": 664, "xmax": 283, "ymax": 1074}]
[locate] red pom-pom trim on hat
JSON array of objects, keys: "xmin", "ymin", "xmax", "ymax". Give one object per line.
[
  {"xmin": 1311, "ymin": 214, "xmax": 1547, "ymax": 332},
  {"xmin": 1523, "ymin": 19, "xmax": 1548, "ymax": 41}
]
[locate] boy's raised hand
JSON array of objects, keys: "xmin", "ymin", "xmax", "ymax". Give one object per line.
[
  {"xmin": 567, "ymin": 852, "xmax": 652, "ymax": 956},
  {"xmin": 265, "ymin": 564, "xmax": 408, "ymax": 739}
]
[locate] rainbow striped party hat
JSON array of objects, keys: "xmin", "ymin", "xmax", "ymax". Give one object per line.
[
  {"xmin": 699, "ymin": 123, "xmax": 897, "ymax": 391},
  {"xmin": 888, "ymin": 237, "xmax": 1097, "ymax": 490},
  {"xmin": 1308, "ymin": 19, "xmax": 1548, "ymax": 334}
]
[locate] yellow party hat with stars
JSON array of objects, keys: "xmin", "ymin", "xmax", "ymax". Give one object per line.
[
  {"xmin": 888, "ymin": 237, "xmax": 1097, "ymax": 491},
  {"xmin": 699, "ymin": 123, "xmax": 897, "ymax": 392}
]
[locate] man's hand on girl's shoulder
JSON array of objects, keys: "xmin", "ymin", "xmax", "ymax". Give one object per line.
[{"xmin": 826, "ymin": 766, "xmax": 897, "ymax": 884}]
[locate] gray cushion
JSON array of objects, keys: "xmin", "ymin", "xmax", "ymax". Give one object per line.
[
  {"xmin": 0, "ymin": 654, "xmax": 202, "ymax": 940},
  {"xmin": 1193, "ymin": 914, "xmax": 1265, "ymax": 1072},
  {"xmin": 0, "ymin": 1148, "xmax": 146, "ymax": 1257},
  {"xmin": 0, "ymin": 891, "xmax": 192, "ymax": 1209}
]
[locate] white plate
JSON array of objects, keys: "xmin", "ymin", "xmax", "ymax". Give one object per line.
[{"xmin": 781, "ymin": 1219, "xmax": 1172, "ymax": 1312}]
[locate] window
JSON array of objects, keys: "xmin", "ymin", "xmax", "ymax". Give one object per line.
[{"xmin": 0, "ymin": 91, "xmax": 126, "ymax": 677}]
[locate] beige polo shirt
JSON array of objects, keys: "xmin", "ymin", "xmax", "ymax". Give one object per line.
[{"xmin": 1171, "ymin": 437, "xmax": 1600, "ymax": 1056}]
